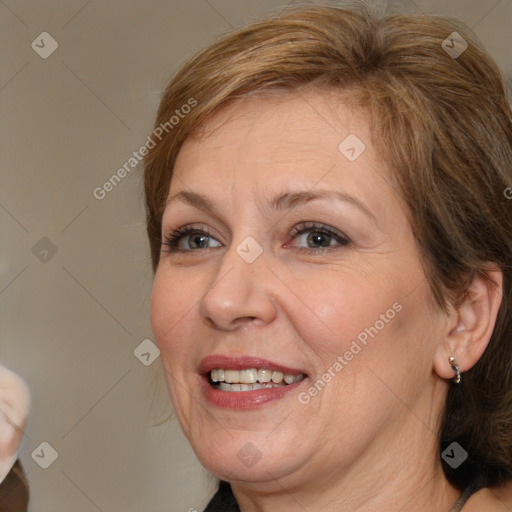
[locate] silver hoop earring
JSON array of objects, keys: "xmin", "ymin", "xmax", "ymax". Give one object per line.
[{"xmin": 448, "ymin": 356, "xmax": 461, "ymax": 384}]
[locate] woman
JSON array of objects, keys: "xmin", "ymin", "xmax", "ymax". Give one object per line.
[{"xmin": 144, "ymin": 4, "xmax": 512, "ymax": 511}]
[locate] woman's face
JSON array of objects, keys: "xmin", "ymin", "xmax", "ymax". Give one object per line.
[{"xmin": 150, "ymin": 90, "xmax": 448, "ymax": 490}]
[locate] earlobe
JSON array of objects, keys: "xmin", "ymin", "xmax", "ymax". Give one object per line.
[{"xmin": 433, "ymin": 265, "xmax": 503, "ymax": 382}]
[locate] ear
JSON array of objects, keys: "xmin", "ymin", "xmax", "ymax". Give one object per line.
[{"xmin": 433, "ymin": 265, "xmax": 503, "ymax": 381}]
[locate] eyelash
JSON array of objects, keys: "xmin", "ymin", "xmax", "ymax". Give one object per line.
[{"xmin": 161, "ymin": 222, "xmax": 350, "ymax": 254}]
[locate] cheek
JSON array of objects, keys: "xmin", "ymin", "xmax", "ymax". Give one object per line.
[
  {"xmin": 293, "ymin": 269, "xmax": 426, "ymax": 405},
  {"xmin": 296, "ymin": 274, "xmax": 398, "ymax": 360},
  {"xmin": 150, "ymin": 271, "xmax": 194, "ymax": 361},
  {"xmin": 149, "ymin": 272, "xmax": 197, "ymax": 418},
  {"xmin": 149, "ymin": 276, "xmax": 170, "ymax": 348}
]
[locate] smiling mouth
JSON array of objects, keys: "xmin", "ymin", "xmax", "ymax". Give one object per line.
[{"xmin": 209, "ymin": 368, "xmax": 306, "ymax": 392}]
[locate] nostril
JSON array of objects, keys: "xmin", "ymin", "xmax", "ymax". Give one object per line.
[{"xmin": 234, "ymin": 316, "xmax": 257, "ymax": 324}]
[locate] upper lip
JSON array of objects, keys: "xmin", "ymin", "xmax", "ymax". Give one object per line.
[{"xmin": 199, "ymin": 355, "xmax": 307, "ymax": 376}]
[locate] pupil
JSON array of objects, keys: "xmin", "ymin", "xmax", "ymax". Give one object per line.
[
  {"xmin": 308, "ymin": 232, "xmax": 328, "ymax": 247},
  {"xmin": 191, "ymin": 234, "xmax": 208, "ymax": 248}
]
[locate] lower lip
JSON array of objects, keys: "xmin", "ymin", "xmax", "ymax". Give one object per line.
[{"xmin": 201, "ymin": 375, "xmax": 308, "ymax": 410}]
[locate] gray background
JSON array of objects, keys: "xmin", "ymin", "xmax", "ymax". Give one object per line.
[{"xmin": 1, "ymin": 0, "xmax": 511, "ymax": 511}]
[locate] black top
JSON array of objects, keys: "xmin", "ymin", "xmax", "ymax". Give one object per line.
[
  {"xmin": 203, "ymin": 481, "xmax": 240, "ymax": 512},
  {"xmin": 203, "ymin": 478, "xmax": 484, "ymax": 512}
]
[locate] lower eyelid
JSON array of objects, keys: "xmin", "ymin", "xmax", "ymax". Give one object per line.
[{"xmin": 162, "ymin": 222, "xmax": 350, "ymax": 252}]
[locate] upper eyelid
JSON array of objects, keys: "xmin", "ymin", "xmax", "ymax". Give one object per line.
[
  {"xmin": 163, "ymin": 222, "xmax": 349, "ymax": 250},
  {"xmin": 162, "ymin": 221, "xmax": 344, "ymax": 239}
]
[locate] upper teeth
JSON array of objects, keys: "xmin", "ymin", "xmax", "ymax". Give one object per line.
[{"xmin": 211, "ymin": 368, "xmax": 303, "ymax": 385}]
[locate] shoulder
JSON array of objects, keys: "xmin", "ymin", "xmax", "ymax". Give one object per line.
[{"xmin": 463, "ymin": 485, "xmax": 512, "ymax": 511}]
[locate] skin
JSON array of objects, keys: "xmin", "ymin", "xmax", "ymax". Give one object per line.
[
  {"xmin": 0, "ymin": 364, "xmax": 30, "ymax": 483},
  {"xmin": 150, "ymin": 89, "xmax": 504, "ymax": 511},
  {"xmin": 488, "ymin": 481, "xmax": 512, "ymax": 511},
  {"xmin": 464, "ymin": 486, "xmax": 512, "ymax": 512}
]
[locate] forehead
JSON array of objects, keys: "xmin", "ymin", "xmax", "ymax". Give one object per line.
[
  {"xmin": 174, "ymin": 90, "xmax": 375, "ymax": 178},
  {"xmin": 164, "ymin": 91, "xmax": 408, "ymax": 241},
  {"xmin": 167, "ymin": 89, "xmax": 405, "ymax": 231}
]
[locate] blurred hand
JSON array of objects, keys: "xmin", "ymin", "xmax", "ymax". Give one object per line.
[{"xmin": 0, "ymin": 364, "xmax": 30, "ymax": 483}]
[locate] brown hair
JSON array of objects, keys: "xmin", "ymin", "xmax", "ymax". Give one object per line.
[{"xmin": 143, "ymin": 4, "xmax": 512, "ymax": 490}]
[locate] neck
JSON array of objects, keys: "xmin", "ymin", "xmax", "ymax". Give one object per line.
[
  {"xmin": 231, "ymin": 458, "xmax": 460, "ymax": 512},
  {"xmin": 230, "ymin": 405, "xmax": 461, "ymax": 512}
]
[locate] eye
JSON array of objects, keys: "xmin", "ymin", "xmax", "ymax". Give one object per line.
[
  {"xmin": 162, "ymin": 221, "xmax": 350, "ymax": 254},
  {"xmin": 287, "ymin": 222, "xmax": 350, "ymax": 251},
  {"xmin": 162, "ymin": 224, "xmax": 221, "ymax": 252}
]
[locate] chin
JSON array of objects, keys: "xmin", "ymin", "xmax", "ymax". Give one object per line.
[{"xmin": 187, "ymin": 426, "xmax": 308, "ymax": 484}]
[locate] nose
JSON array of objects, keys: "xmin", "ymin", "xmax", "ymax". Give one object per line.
[{"xmin": 198, "ymin": 242, "xmax": 277, "ymax": 331}]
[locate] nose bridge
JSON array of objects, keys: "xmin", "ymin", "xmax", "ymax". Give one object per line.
[
  {"xmin": 217, "ymin": 237, "xmax": 262, "ymax": 287},
  {"xmin": 198, "ymin": 230, "xmax": 275, "ymax": 329}
]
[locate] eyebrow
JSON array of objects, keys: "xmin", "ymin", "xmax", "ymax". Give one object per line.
[{"xmin": 165, "ymin": 189, "xmax": 376, "ymax": 223}]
